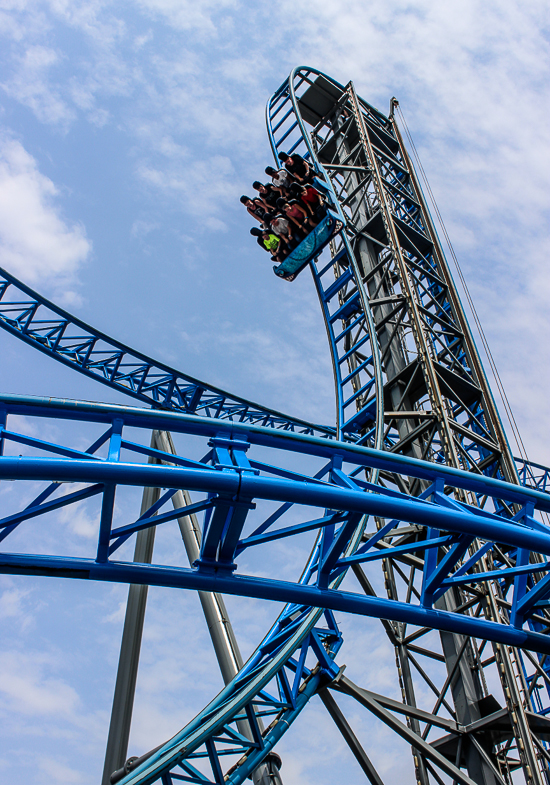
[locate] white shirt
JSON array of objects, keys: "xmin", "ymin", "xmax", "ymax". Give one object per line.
[
  {"xmin": 270, "ymin": 216, "xmax": 290, "ymax": 237},
  {"xmin": 272, "ymin": 169, "xmax": 291, "ymax": 189}
]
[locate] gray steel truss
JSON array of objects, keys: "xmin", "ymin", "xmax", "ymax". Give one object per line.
[
  {"xmin": 102, "ymin": 431, "xmax": 281, "ymax": 785},
  {"xmin": 266, "ymin": 68, "xmax": 550, "ymax": 784}
]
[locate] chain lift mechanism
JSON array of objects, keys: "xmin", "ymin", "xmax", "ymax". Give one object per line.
[{"xmin": 0, "ymin": 68, "xmax": 550, "ymax": 785}]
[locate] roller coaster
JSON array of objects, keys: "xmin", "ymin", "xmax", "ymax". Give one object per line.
[{"xmin": 1, "ymin": 67, "xmax": 550, "ymax": 785}]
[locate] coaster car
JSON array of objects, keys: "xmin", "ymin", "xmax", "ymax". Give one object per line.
[{"xmin": 273, "ymin": 209, "xmax": 344, "ymax": 282}]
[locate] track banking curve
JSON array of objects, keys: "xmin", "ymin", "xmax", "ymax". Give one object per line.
[
  {"xmin": 0, "ymin": 265, "xmax": 333, "ymax": 439},
  {"xmin": 0, "ymin": 264, "xmax": 545, "ymax": 493},
  {"xmin": 0, "ymin": 65, "xmax": 549, "ymax": 785}
]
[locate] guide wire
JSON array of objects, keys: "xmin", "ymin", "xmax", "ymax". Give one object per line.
[
  {"xmin": 395, "ymin": 105, "xmax": 531, "ymax": 468},
  {"xmin": 396, "ymin": 105, "xmax": 550, "ymax": 530}
]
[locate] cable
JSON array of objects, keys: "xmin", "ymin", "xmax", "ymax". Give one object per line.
[
  {"xmin": 395, "ymin": 107, "xmax": 550, "ymax": 528},
  {"xmin": 395, "ymin": 105, "xmax": 530, "ymax": 467}
]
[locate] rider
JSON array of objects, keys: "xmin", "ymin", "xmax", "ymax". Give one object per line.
[
  {"xmin": 269, "ymin": 213, "xmax": 295, "ymax": 249},
  {"xmin": 276, "ymin": 197, "xmax": 310, "ymax": 237},
  {"xmin": 250, "ymin": 226, "xmax": 288, "ymax": 264},
  {"xmin": 279, "ymin": 152, "xmax": 315, "ymax": 184},
  {"xmin": 291, "ymin": 183, "xmax": 325, "ymax": 226},
  {"xmin": 240, "ymin": 195, "xmax": 267, "ymax": 223},
  {"xmin": 252, "ymin": 181, "xmax": 279, "ymax": 210},
  {"xmin": 265, "ymin": 165, "xmax": 292, "ymax": 196}
]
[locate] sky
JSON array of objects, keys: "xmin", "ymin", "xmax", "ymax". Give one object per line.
[{"xmin": 0, "ymin": 1, "xmax": 548, "ymax": 783}]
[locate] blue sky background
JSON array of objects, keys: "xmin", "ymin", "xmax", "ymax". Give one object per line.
[{"xmin": 0, "ymin": 1, "xmax": 548, "ymax": 783}]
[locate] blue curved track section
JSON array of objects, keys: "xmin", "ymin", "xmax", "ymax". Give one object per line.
[
  {"xmin": 0, "ymin": 67, "xmax": 549, "ymax": 785},
  {"xmin": 0, "ymin": 265, "xmax": 544, "ymax": 493},
  {"xmin": 0, "ymin": 266, "xmax": 332, "ymax": 438},
  {"xmin": 2, "ymin": 395, "xmax": 550, "ymax": 782},
  {"xmin": 267, "ymin": 68, "xmax": 385, "ymax": 446},
  {"xmin": 273, "ymin": 209, "xmax": 343, "ymax": 279}
]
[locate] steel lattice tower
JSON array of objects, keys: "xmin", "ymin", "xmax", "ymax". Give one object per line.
[
  {"xmin": 1, "ymin": 67, "xmax": 550, "ymax": 785},
  {"xmin": 267, "ymin": 68, "xmax": 549, "ymax": 784}
]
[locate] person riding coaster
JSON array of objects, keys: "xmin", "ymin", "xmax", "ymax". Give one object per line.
[
  {"xmin": 240, "ymin": 195, "xmax": 267, "ymax": 223},
  {"xmin": 265, "ymin": 165, "xmax": 292, "ymax": 195},
  {"xmin": 244, "ymin": 158, "xmax": 340, "ymax": 280},
  {"xmin": 272, "ymin": 207, "xmax": 344, "ymax": 282},
  {"xmin": 279, "ymin": 151, "xmax": 316, "ymax": 184}
]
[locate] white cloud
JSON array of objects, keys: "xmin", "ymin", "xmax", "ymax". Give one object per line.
[
  {"xmin": 0, "ymin": 136, "xmax": 90, "ymax": 287},
  {"xmin": 40, "ymin": 758, "xmax": 83, "ymax": 785},
  {"xmin": 2, "ymin": 44, "xmax": 75, "ymax": 127},
  {"xmin": 58, "ymin": 499, "xmax": 98, "ymax": 539},
  {"xmin": 137, "ymin": 153, "xmax": 236, "ymax": 225},
  {"xmin": 135, "ymin": 0, "xmax": 238, "ymax": 34},
  {"xmin": 131, "ymin": 218, "xmax": 159, "ymax": 238},
  {"xmin": 0, "ymin": 585, "xmax": 31, "ymax": 621},
  {"xmin": 39, "ymin": 757, "xmax": 85, "ymax": 784},
  {"xmin": 0, "ymin": 650, "xmax": 80, "ymax": 716}
]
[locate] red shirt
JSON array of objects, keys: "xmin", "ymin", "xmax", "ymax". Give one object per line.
[
  {"xmin": 301, "ymin": 186, "xmax": 322, "ymax": 207},
  {"xmin": 286, "ymin": 204, "xmax": 306, "ymax": 221}
]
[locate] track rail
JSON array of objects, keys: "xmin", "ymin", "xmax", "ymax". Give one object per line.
[
  {"xmin": 2, "ymin": 396, "xmax": 550, "ymax": 783},
  {"xmin": 0, "ymin": 66, "xmax": 549, "ymax": 785},
  {"xmin": 267, "ymin": 71, "xmax": 385, "ymax": 447},
  {"xmin": 0, "ymin": 267, "xmax": 332, "ymax": 438}
]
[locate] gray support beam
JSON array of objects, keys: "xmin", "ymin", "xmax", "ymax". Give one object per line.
[
  {"xmin": 101, "ymin": 431, "xmax": 281, "ymax": 785},
  {"xmin": 437, "ymin": 590, "xmax": 501, "ymax": 785},
  {"xmin": 310, "ymin": 79, "xmax": 516, "ymax": 783},
  {"xmin": 154, "ymin": 432, "xmax": 281, "ymax": 785},
  {"xmin": 332, "ymin": 675, "xmax": 477, "ymax": 785},
  {"xmin": 155, "ymin": 431, "xmax": 244, "ymax": 683},
  {"xmin": 319, "ymin": 688, "xmax": 385, "ymax": 785},
  {"xmin": 101, "ymin": 458, "xmax": 160, "ymax": 785}
]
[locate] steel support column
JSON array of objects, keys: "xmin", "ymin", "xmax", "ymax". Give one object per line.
[
  {"xmin": 102, "ymin": 431, "xmax": 282, "ymax": 785},
  {"xmin": 319, "ymin": 687, "xmax": 385, "ymax": 785},
  {"xmin": 101, "ymin": 445, "xmax": 161, "ymax": 785},
  {"xmin": 269, "ymin": 68, "xmax": 549, "ymax": 782}
]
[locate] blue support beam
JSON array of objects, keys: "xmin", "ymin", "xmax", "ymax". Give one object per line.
[
  {"xmin": 0, "ymin": 552, "xmax": 549, "ymax": 655},
  {"xmin": 0, "ymin": 267, "xmax": 333, "ymax": 439},
  {"xmin": 2, "ymin": 391, "xmax": 550, "ymax": 783},
  {"xmin": 0, "ymin": 63, "xmax": 549, "ymax": 785},
  {"xmin": 1, "ymin": 397, "xmax": 550, "ymax": 665}
]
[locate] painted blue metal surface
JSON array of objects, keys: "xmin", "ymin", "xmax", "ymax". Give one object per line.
[
  {"xmin": 2, "ymin": 395, "xmax": 550, "ymax": 781},
  {"xmin": 0, "ymin": 267, "xmax": 544, "ymax": 495},
  {"xmin": 1, "ymin": 396, "xmax": 550, "ymax": 641},
  {"xmin": 0, "ymin": 65, "xmax": 548, "ymax": 783},
  {"xmin": 267, "ymin": 72, "xmax": 386, "ymax": 447},
  {"xmin": 0, "ymin": 266, "xmax": 333, "ymax": 439},
  {"xmin": 516, "ymin": 458, "xmax": 550, "ymax": 496},
  {"xmin": 273, "ymin": 209, "xmax": 343, "ymax": 280},
  {"xmin": 4, "ymin": 547, "xmax": 550, "ymax": 653}
]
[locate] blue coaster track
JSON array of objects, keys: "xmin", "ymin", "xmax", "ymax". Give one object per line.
[
  {"xmin": 1, "ymin": 67, "xmax": 550, "ymax": 785},
  {"xmin": 0, "ymin": 264, "xmax": 544, "ymax": 492},
  {"xmin": 0, "ymin": 266, "xmax": 332, "ymax": 438},
  {"xmin": 2, "ymin": 395, "xmax": 550, "ymax": 785},
  {"xmin": 267, "ymin": 71, "xmax": 385, "ymax": 446}
]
